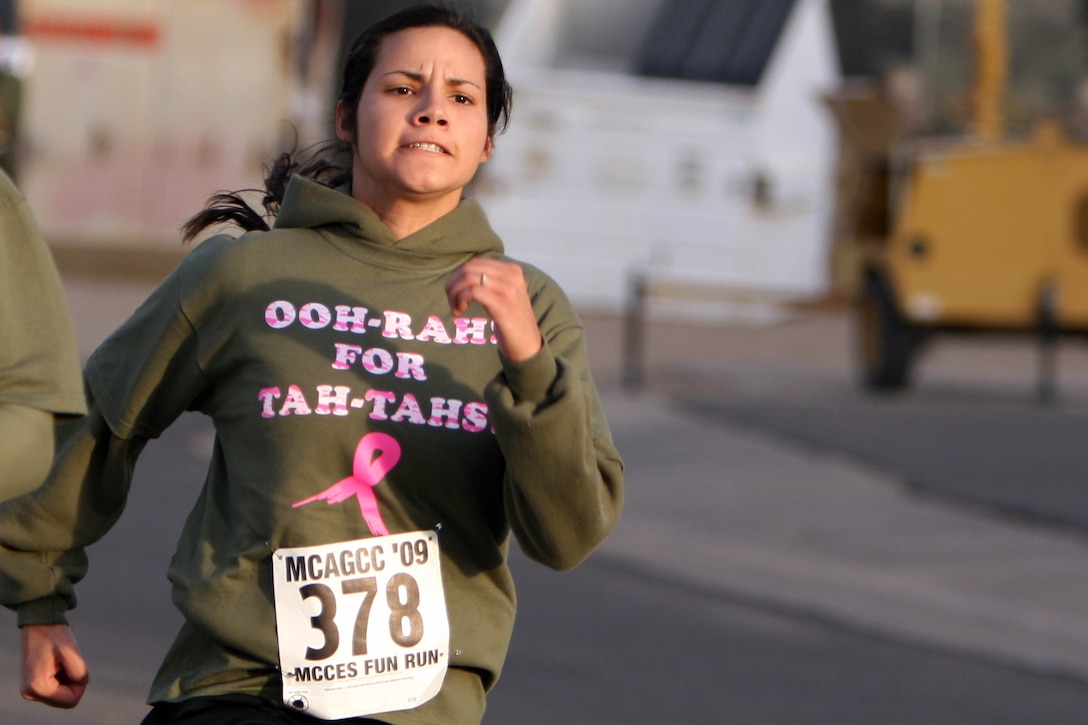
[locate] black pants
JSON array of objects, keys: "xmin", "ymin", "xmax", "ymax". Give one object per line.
[{"xmin": 140, "ymin": 694, "xmax": 389, "ymax": 724}]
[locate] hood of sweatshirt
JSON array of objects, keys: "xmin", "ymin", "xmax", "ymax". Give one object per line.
[{"xmin": 274, "ymin": 175, "xmax": 504, "ymax": 258}]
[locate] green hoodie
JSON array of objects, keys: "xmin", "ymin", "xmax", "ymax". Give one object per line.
[{"xmin": 0, "ymin": 177, "xmax": 624, "ymax": 724}]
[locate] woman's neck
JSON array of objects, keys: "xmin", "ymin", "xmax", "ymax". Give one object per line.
[{"xmin": 352, "ymin": 182, "xmax": 462, "ymax": 240}]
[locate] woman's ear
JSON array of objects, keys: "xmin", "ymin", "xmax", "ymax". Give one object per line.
[
  {"xmin": 334, "ymin": 100, "xmax": 353, "ymax": 143},
  {"xmin": 480, "ymin": 136, "xmax": 493, "ymax": 163}
]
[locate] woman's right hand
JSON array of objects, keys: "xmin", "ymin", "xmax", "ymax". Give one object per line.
[{"xmin": 20, "ymin": 623, "xmax": 89, "ymax": 708}]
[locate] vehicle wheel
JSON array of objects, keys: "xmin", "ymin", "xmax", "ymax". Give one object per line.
[{"xmin": 857, "ymin": 274, "xmax": 916, "ymax": 390}]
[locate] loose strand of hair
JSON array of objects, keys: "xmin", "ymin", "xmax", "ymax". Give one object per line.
[{"xmin": 180, "ymin": 190, "xmax": 268, "ymax": 243}]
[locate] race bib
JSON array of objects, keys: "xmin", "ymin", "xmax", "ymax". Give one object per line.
[{"xmin": 272, "ymin": 531, "xmax": 448, "ymax": 720}]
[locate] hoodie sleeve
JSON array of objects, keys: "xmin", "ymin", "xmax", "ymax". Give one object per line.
[
  {"xmin": 0, "ymin": 269, "xmax": 211, "ymax": 624},
  {"xmin": 485, "ymin": 273, "xmax": 624, "ymax": 571},
  {"xmin": 0, "ymin": 398, "xmax": 149, "ymax": 626}
]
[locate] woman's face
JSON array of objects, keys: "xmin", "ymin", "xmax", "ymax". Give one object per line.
[{"xmin": 337, "ymin": 25, "xmax": 493, "ymax": 216}]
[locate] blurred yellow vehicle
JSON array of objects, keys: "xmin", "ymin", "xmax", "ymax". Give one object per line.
[{"xmin": 828, "ymin": 0, "xmax": 1088, "ymax": 392}]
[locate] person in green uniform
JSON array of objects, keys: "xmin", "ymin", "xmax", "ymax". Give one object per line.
[
  {"xmin": 0, "ymin": 66, "xmax": 23, "ymax": 180},
  {"xmin": 0, "ymin": 167, "xmax": 85, "ymax": 501},
  {"xmin": 2, "ymin": 5, "xmax": 623, "ymax": 724}
]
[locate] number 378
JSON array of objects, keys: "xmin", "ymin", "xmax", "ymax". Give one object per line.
[{"xmin": 300, "ymin": 573, "xmax": 423, "ymax": 661}]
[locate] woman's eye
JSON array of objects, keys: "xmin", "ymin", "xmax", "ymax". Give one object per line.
[
  {"xmin": 452, "ymin": 94, "xmax": 472, "ymax": 105},
  {"xmin": 391, "ymin": 86, "xmax": 413, "ymax": 96}
]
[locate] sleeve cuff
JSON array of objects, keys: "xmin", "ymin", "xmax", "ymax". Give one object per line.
[
  {"xmin": 16, "ymin": 596, "xmax": 72, "ymax": 627},
  {"xmin": 500, "ymin": 340, "xmax": 559, "ymax": 404}
]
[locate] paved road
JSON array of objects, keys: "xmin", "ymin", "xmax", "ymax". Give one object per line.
[
  {"xmin": 678, "ymin": 394, "xmax": 1088, "ymax": 532},
  {"xmin": 594, "ymin": 305, "xmax": 1088, "ymax": 532},
  {"xmin": 490, "ymin": 549, "xmax": 1088, "ymax": 725}
]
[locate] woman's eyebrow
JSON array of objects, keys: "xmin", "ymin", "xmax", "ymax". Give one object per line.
[
  {"xmin": 383, "ymin": 69, "xmax": 482, "ymax": 90},
  {"xmin": 447, "ymin": 76, "xmax": 482, "ymax": 91}
]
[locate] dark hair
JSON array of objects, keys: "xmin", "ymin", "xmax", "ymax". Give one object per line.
[
  {"xmin": 338, "ymin": 3, "xmax": 511, "ymax": 143},
  {"xmin": 181, "ymin": 3, "xmax": 512, "ymax": 242}
]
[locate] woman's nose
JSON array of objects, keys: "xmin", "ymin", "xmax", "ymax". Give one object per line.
[
  {"xmin": 415, "ymin": 111, "xmax": 449, "ymax": 126},
  {"xmin": 415, "ymin": 93, "xmax": 449, "ymax": 126}
]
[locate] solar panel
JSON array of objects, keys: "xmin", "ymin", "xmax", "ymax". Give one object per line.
[{"xmin": 636, "ymin": 0, "xmax": 797, "ymax": 86}]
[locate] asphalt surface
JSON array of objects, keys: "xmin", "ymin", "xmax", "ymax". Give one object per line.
[{"xmin": 2, "ymin": 273, "xmax": 1087, "ymax": 723}]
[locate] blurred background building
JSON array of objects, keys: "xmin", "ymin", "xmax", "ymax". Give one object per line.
[{"xmin": 1, "ymin": 0, "xmax": 1086, "ymax": 315}]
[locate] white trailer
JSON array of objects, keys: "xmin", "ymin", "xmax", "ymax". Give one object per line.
[{"xmin": 476, "ymin": 0, "xmax": 841, "ymax": 316}]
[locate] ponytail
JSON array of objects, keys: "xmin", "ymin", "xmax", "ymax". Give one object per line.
[{"xmin": 180, "ymin": 139, "xmax": 350, "ymax": 243}]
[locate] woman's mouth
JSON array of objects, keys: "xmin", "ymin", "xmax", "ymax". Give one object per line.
[{"xmin": 406, "ymin": 142, "xmax": 446, "ymax": 154}]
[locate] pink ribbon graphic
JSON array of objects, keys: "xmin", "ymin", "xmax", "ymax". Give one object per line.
[{"xmin": 293, "ymin": 432, "xmax": 401, "ymax": 536}]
